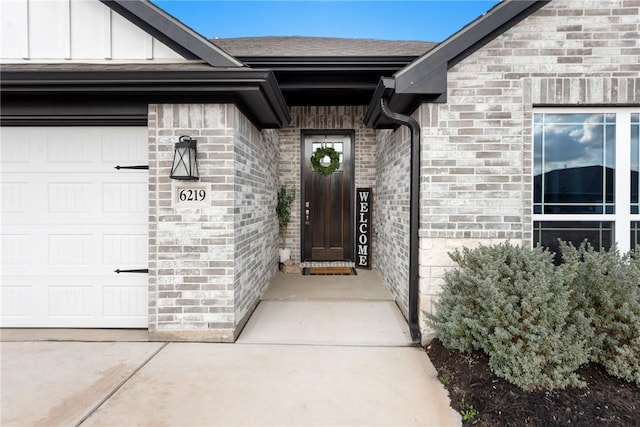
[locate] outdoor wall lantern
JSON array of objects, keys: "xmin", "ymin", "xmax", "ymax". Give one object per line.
[{"xmin": 170, "ymin": 135, "xmax": 199, "ymax": 180}]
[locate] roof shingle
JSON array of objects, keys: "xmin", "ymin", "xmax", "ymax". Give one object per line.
[{"xmin": 211, "ymin": 36, "xmax": 437, "ymax": 57}]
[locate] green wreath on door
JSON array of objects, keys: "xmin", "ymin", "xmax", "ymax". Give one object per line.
[{"xmin": 311, "ymin": 147, "xmax": 340, "ymax": 176}]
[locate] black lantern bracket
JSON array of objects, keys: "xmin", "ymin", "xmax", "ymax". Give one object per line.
[{"xmin": 170, "ymin": 135, "xmax": 199, "ymax": 181}]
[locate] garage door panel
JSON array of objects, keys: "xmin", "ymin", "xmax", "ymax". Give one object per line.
[
  {"xmin": 49, "ymin": 286, "xmax": 95, "ymax": 318},
  {"xmin": 48, "ymin": 182, "xmax": 95, "ymax": 214},
  {"xmin": 3, "ymin": 175, "xmax": 147, "ymax": 225},
  {"xmin": 5, "ymin": 225, "xmax": 146, "ymax": 275},
  {"xmin": 46, "ymin": 128, "xmax": 99, "ymax": 164},
  {"xmin": 1, "ymin": 126, "xmax": 148, "ymax": 328},
  {"xmin": 103, "ymin": 233, "xmax": 148, "ymax": 267},
  {"xmin": 103, "ymin": 286, "xmax": 147, "ymax": 319},
  {"xmin": 49, "ymin": 234, "xmax": 95, "ymax": 266},
  {"xmin": 0, "ymin": 128, "xmax": 33, "ymax": 164},
  {"xmin": 5, "ymin": 230, "xmax": 119, "ymax": 276},
  {"xmin": 1, "ymin": 182, "xmax": 31, "ymax": 214},
  {"xmin": 2, "ymin": 127, "xmax": 148, "ymax": 173},
  {"xmin": 1, "ymin": 232, "xmax": 45, "ymax": 276},
  {"xmin": 0, "ymin": 285, "xmax": 33, "ymax": 319},
  {"xmin": 2, "ymin": 277, "xmax": 49, "ymax": 325},
  {"xmin": 1, "ymin": 275, "xmax": 147, "ymax": 327},
  {"xmin": 103, "ymin": 181, "xmax": 147, "ymax": 215},
  {"xmin": 101, "ymin": 128, "xmax": 148, "ymax": 164},
  {"xmin": 1, "ymin": 233, "xmax": 32, "ymax": 266}
]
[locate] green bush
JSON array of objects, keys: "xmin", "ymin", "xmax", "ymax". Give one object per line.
[
  {"xmin": 428, "ymin": 242, "xmax": 590, "ymax": 391},
  {"xmin": 428, "ymin": 241, "xmax": 640, "ymax": 391},
  {"xmin": 559, "ymin": 241, "xmax": 640, "ymax": 386}
]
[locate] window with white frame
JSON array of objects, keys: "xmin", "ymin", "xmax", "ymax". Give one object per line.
[{"xmin": 533, "ymin": 108, "xmax": 640, "ymax": 262}]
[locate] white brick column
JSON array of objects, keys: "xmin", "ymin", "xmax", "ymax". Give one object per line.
[{"xmin": 147, "ymin": 104, "xmax": 279, "ymax": 342}]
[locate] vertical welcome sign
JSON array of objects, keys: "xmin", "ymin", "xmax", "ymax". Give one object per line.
[{"xmin": 356, "ymin": 188, "xmax": 372, "ymax": 269}]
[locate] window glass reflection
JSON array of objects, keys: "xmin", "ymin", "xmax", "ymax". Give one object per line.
[{"xmin": 533, "ymin": 113, "xmax": 615, "ymax": 214}]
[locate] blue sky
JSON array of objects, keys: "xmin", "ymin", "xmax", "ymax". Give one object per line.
[{"xmin": 153, "ymin": 1, "xmax": 500, "ymax": 42}]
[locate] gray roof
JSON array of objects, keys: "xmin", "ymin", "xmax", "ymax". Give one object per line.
[{"xmin": 211, "ymin": 36, "xmax": 437, "ymax": 57}]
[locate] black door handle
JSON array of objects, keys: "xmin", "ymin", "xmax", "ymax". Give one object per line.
[
  {"xmin": 114, "ymin": 269, "xmax": 149, "ymax": 274},
  {"xmin": 114, "ymin": 165, "xmax": 149, "ymax": 170}
]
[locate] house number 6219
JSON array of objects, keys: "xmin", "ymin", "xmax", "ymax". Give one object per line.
[{"xmin": 178, "ymin": 188, "xmax": 206, "ymax": 202}]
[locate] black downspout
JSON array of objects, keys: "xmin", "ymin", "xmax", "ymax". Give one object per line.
[{"xmin": 379, "ymin": 98, "xmax": 421, "ymax": 344}]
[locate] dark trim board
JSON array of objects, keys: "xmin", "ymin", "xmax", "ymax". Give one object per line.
[
  {"xmin": 0, "ymin": 115, "xmax": 147, "ymax": 127},
  {"xmin": 395, "ymin": 0, "xmax": 549, "ymax": 94},
  {"xmin": 0, "ymin": 99, "xmax": 148, "ymax": 126}
]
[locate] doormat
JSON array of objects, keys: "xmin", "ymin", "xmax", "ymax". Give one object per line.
[{"xmin": 302, "ymin": 267, "xmax": 357, "ymax": 276}]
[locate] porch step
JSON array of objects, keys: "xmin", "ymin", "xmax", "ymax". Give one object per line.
[
  {"xmin": 262, "ymin": 269, "xmax": 394, "ymax": 301},
  {"xmin": 236, "ymin": 300, "xmax": 412, "ymax": 346}
]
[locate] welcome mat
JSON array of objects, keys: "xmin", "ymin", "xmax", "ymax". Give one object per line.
[{"xmin": 302, "ymin": 267, "xmax": 357, "ymax": 276}]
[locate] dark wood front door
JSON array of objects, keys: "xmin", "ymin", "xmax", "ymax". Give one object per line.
[{"xmin": 302, "ymin": 131, "xmax": 354, "ymax": 261}]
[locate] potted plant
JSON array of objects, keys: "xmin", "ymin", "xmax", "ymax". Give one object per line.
[{"xmin": 276, "ymin": 185, "xmax": 295, "ymax": 262}]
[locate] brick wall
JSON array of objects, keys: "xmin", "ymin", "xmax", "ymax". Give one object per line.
[
  {"xmin": 374, "ymin": 127, "xmax": 411, "ymax": 317},
  {"xmin": 233, "ymin": 112, "xmax": 279, "ymax": 329},
  {"xmin": 148, "ymin": 104, "xmax": 277, "ymax": 341},
  {"xmin": 417, "ymin": 0, "xmax": 640, "ymax": 343},
  {"xmin": 278, "ymin": 106, "xmax": 377, "ymax": 263}
]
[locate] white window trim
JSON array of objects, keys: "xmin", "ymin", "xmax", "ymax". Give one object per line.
[{"xmin": 532, "ymin": 107, "xmax": 640, "ymax": 253}]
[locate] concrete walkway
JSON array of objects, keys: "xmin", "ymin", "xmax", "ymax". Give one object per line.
[{"xmin": 1, "ymin": 270, "xmax": 460, "ymax": 427}]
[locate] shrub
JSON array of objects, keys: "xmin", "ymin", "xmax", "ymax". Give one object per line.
[
  {"xmin": 559, "ymin": 241, "xmax": 640, "ymax": 386},
  {"xmin": 425, "ymin": 246, "xmax": 488, "ymax": 354},
  {"xmin": 428, "ymin": 242, "xmax": 590, "ymax": 391},
  {"xmin": 276, "ymin": 186, "xmax": 295, "ymax": 245}
]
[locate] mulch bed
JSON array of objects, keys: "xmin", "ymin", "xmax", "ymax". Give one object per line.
[{"xmin": 425, "ymin": 338, "xmax": 640, "ymax": 426}]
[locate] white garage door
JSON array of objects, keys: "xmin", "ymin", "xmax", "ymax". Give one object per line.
[{"xmin": 1, "ymin": 127, "xmax": 148, "ymax": 328}]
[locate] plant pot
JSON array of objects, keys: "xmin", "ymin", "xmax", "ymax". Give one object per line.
[{"xmin": 279, "ymin": 248, "xmax": 291, "ymax": 263}]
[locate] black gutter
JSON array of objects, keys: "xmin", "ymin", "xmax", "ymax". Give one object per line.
[
  {"xmin": 0, "ymin": 68, "xmax": 291, "ymax": 128},
  {"xmin": 361, "ymin": 0, "xmax": 553, "ymax": 344},
  {"xmin": 364, "ymin": 77, "xmax": 439, "ymax": 129},
  {"xmin": 379, "ymin": 97, "xmax": 421, "ymax": 344}
]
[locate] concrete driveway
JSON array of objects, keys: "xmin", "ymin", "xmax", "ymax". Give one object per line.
[
  {"xmin": 1, "ymin": 341, "xmax": 459, "ymax": 427},
  {"xmin": 1, "ymin": 272, "xmax": 460, "ymax": 426},
  {"xmin": 1, "ymin": 340, "xmax": 164, "ymax": 426}
]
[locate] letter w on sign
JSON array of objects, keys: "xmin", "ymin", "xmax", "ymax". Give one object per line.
[{"xmin": 356, "ymin": 188, "xmax": 372, "ymax": 269}]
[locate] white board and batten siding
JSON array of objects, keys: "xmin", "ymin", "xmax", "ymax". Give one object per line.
[
  {"xmin": 1, "ymin": 127, "xmax": 149, "ymax": 327},
  {"xmin": 0, "ymin": 0, "xmax": 185, "ymax": 62}
]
